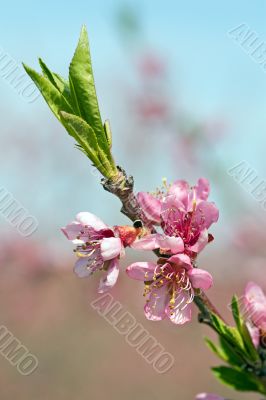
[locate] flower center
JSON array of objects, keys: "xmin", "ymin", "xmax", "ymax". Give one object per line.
[{"xmin": 143, "ymin": 262, "xmax": 194, "ymax": 313}]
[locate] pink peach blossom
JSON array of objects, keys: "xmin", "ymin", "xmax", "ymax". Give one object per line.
[
  {"xmin": 126, "ymin": 253, "xmax": 213, "ymax": 324},
  {"xmin": 136, "ymin": 178, "xmax": 218, "ymax": 255},
  {"xmin": 246, "ymin": 321, "xmax": 260, "ymax": 348},
  {"xmin": 62, "ymin": 212, "xmax": 124, "ymax": 293},
  {"xmin": 243, "ymin": 282, "xmax": 266, "ymax": 346}
]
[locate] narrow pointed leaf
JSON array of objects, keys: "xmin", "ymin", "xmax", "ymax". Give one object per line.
[
  {"xmin": 69, "ymin": 25, "xmax": 108, "ymax": 152},
  {"xmin": 231, "ymin": 295, "xmax": 242, "ymax": 331},
  {"xmin": 39, "ymin": 58, "xmax": 60, "ymax": 90},
  {"xmin": 104, "ymin": 119, "xmax": 112, "ymax": 148},
  {"xmin": 219, "ymin": 337, "xmax": 247, "ymax": 367},
  {"xmin": 205, "ymin": 336, "xmax": 246, "ymax": 367},
  {"xmin": 210, "ymin": 313, "xmax": 256, "ymax": 365},
  {"xmin": 205, "ymin": 337, "xmax": 229, "ymax": 364},
  {"xmin": 52, "ymin": 73, "xmax": 70, "ymax": 95},
  {"xmin": 98, "ymin": 147, "xmax": 116, "ymax": 175},
  {"xmin": 211, "ymin": 313, "xmax": 245, "ymax": 350},
  {"xmin": 60, "ymin": 111, "xmax": 99, "ymax": 163},
  {"xmin": 23, "ymin": 26, "xmax": 118, "ymax": 180},
  {"xmin": 23, "ymin": 64, "xmax": 73, "ymax": 120},
  {"xmin": 38, "ymin": 59, "xmax": 72, "ymax": 104},
  {"xmin": 231, "ymin": 296, "xmax": 259, "ymax": 362}
]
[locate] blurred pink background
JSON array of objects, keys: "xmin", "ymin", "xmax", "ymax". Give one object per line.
[{"xmin": 1, "ymin": 1, "xmax": 266, "ymax": 399}]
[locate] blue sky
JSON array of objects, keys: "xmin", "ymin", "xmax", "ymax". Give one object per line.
[{"xmin": 1, "ymin": 0, "xmax": 266, "ymax": 239}]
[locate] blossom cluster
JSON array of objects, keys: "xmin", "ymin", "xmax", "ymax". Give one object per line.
[{"xmin": 62, "ymin": 178, "xmax": 219, "ymax": 324}]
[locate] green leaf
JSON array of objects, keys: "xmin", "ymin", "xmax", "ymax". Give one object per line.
[
  {"xmin": 52, "ymin": 73, "xmax": 72, "ymax": 101},
  {"xmin": 38, "ymin": 58, "xmax": 61, "ymax": 90},
  {"xmin": 205, "ymin": 336, "xmax": 246, "ymax": 368},
  {"xmin": 205, "ymin": 337, "xmax": 229, "ymax": 364},
  {"xmin": 231, "ymin": 295, "xmax": 242, "ymax": 331},
  {"xmin": 219, "ymin": 337, "xmax": 247, "ymax": 367},
  {"xmin": 69, "ymin": 25, "xmax": 109, "ymax": 153},
  {"xmin": 231, "ymin": 296, "xmax": 259, "ymax": 363},
  {"xmin": 241, "ymin": 323, "xmax": 259, "ymax": 362},
  {"xmin": 212, "ymin": 366, "xmax": 266, "ymax": 394},
  {"xmin": 23, "ymin": 63, "xmax": 73, "ymax": 120},
  {"xmin": 211, "ymin": 313, "xmax": 245, "ymax": 351},
  {"xmin": 23, "ymin": 26, "xmax": 118, "ymax": 179},
  {"xmin": 210, "ymin": 313, "xmax": 257, "ymax": 367},
  {"xmin": 59, "ymin": 112, "xmax": 116, "ymax": 178},
  {"xmin": 103, "ymin": 119, "xmax": 112, "ymax": 148},
  {"xmin": 38, "ymin": 58, "xmax": 72, "ymax": 105},
  {"xmin": 52, "ymin": 73, "xmax": 69, "ymax": 91},
  {"xmin": 60, "ymin": 112, "xmax": 100, "ymax": 167}
]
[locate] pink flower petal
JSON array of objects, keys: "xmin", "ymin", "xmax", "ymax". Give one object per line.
[
  {"xmin": 245, "ymin": 281, "xmax": 266, "ymax": 304},
  {"xmin": 144, "ymin": 285, "xmax": 169, "ymax": 321},
  {"xmin": 244, "ymin": 282, "xmax": 266, "ymax": 330},
  {"xmin": 166, "ymin": 292, "xmax": 192, "ymax": 325},
  {"xmin": 161, "ymin": 194, "xmax": 186, "ymax": 221},
  {"xmin": 98, "ymin": 258, "xmax": 120, "ymax": 293},
  {"xmin": 194, "ymin": 201, "xmax": 219, "ymax": 229},
  {"xmin": 195, "ymin": 178, "xmax": 210, "ymax": 201},
  {"xmin": 246, "ymin": 322, "xmax": 260, "ymax": 348},
  {"xmin": 131, "ymin": 233, "xmax": 162, "ymax": 250},
  {"xmin": 168, "ymin": 253, "xmax": 192, "ymax": 270},
  {"xmin": 61, "ymin": 221, "xmax": 83, "ymax": 241},
  {"xmin": 188, "ymin": 268, "xmax": 213, "ymax": 290},
  {"xmin": 100, "ymin": 237, "xmax": 122, "ymax": 261},
  {"xmin": 189, "ymin": 229, "xmax": 209, "ymax": 253},
  {"xmin": 248, "ymin": 303, "xmax": 266, "ymax": 330},
  {"xmin": 158, "ymin": 235, "xmax": 184, "ymax": 254},
  {"xmin": 168, "ymin": 180, "xmax": 189, "ymax": 208},
  {"xmin": 126, "ymin": 262, "xmax": 156, "ymax": 281},
  {"xmin": 76, "ymin": 212, "xmax": 108, "ymax": 231},
  {"xmin": 74, "ymin": 257, "xmax": 101, "ymax": 278},
  {"xmin": 137, "ymin": 192, "xmax": 161, "ymax": 224},
  {"xmin": 132, "ymin": 233, "xmax": 184, "ymax": 254}
]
